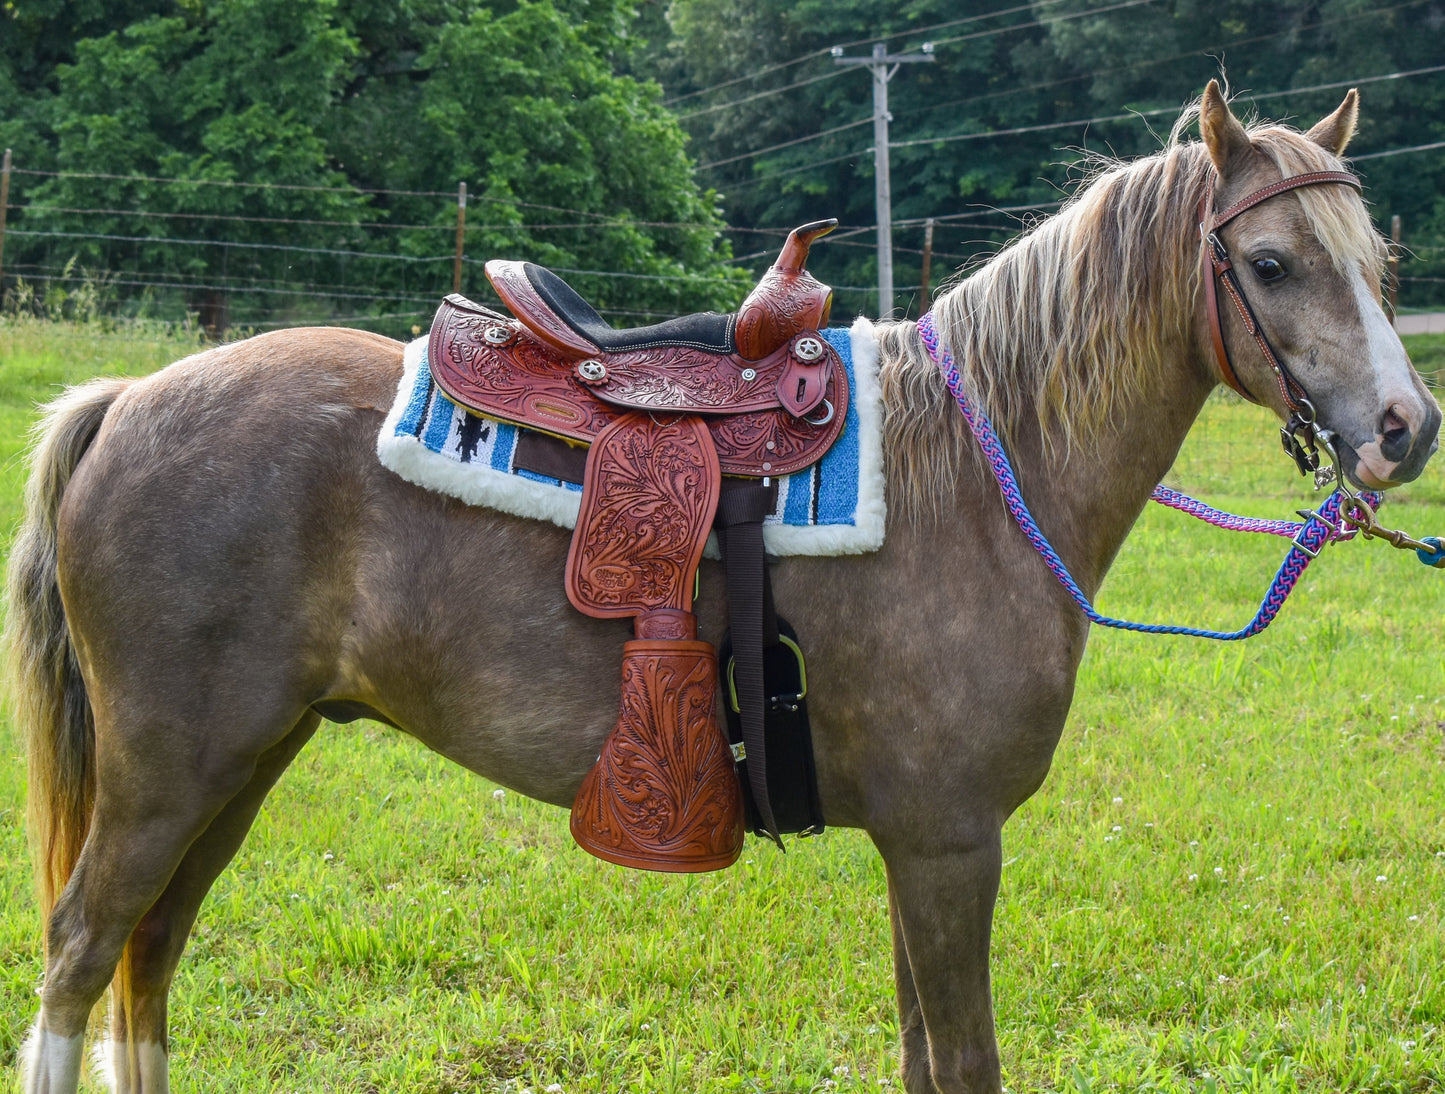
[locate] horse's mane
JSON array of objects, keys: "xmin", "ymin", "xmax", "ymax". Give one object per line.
[{"xmin": 877, "ymin": 98, "xmax": 1386, "ymax": 522}]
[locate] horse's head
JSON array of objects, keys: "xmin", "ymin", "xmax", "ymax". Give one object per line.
[{"xmin": 1198, "ymin": 81, "xmax": 1440, "ymax": 488}]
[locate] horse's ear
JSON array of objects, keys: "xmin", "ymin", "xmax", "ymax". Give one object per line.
[
  {"xmin": 1304, "ymin": 89, "xmax": 1359, "ymax": 156},
  {"xmin": 1200, "ymin": 80, "xmax": 1252, "ymax": 175}
]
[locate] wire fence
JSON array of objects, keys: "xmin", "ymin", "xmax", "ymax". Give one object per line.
[{"xmin": 1, "ymin": 160, "xmax": 1441, "ymax": 339}]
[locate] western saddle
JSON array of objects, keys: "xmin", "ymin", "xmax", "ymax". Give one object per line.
[{"xmin": 427, "ymin": 219, "xmax": 845, "ymax": 872}]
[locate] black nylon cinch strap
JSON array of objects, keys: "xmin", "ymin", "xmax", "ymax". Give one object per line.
[{"xmin": 714, "ymin": 478, "xmax": 782, "ymax": 847}]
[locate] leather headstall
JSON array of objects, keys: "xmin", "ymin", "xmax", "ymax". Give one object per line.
[{"xmin": 1197, "ymin": 169, "xmax": 1362, "ymax": 474}]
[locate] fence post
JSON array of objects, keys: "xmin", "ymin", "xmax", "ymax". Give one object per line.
[
  {"xmin": 453, "ymin": 182, "xmax": 467, "ymax": 295},
  {"xmin": 0, "ymin": 149, "xmax": 11, "ymax": 296},
  {"xmin": 1387, "ymin": 214, "xmax": 1401, "ymax": 325},
  {"xmin": 918, "ymin": 217, "xmax": 935, "ymax": 315}
]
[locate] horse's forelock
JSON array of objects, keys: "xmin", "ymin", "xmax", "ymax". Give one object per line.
[{"xmin": 1248, "ymin": 125, "xmax": 1386, "ymax": 282}]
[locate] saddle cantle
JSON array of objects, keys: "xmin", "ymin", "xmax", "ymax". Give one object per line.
[{"xmin": 426, "ymin": 220, "xmax": 845, "ymax": 871}]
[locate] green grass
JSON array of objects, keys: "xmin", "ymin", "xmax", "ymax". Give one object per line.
[
  {"xmin": 1401, "ymin": 333, "xmax": 1445, "ymax": 381},
  {"xmin": 1, "ymin": 318, "xmax": 1443, "ymax": 1092}
]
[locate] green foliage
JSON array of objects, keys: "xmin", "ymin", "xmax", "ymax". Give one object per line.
[
  {"xmin": 658, "ymin": 0, "xmax": 1445, "ymax": 317},
  {"xmin": 3, "ymin": 0, "xmax": 744, "ymax": 333}
]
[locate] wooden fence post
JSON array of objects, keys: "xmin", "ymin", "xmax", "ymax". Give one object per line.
[
  {"xmin": 918, "ymin": 217, "xmax": 935, "ymax": 315},
  {"xmin": 453, "ymin": 182, "xmax": 467, "ymax": 295},
  {"xmin": 1387, "ymin": 214, "xmax": 1401, "ymax": 325},
  {"xmin": 0, "ymin": 149, "xmax": 11, "ymax": 297}
]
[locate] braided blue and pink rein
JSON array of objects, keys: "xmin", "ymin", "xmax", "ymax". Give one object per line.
[{"xmin": 916, "ymin": 311, "xmax": 1393, "ymax": 641}]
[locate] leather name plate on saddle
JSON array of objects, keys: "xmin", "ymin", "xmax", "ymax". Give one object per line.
[{"xmin": 426, "ymin": 220, "xmax": 845, "ymax": 872}]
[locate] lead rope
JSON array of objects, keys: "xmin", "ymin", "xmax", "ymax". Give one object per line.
[{"xmin": 916, "ymin": 312, "xmax": 1385, "ymax": 640}]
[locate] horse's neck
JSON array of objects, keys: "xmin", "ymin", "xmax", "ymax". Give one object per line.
[{"xmin": 978, "ymin": 333, "xmax": 1216, "ymax": 599}]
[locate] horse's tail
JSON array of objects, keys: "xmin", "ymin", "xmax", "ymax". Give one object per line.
[{"xmin": 4, "ymin": 377, "xmax": 132, "ymax": 928}]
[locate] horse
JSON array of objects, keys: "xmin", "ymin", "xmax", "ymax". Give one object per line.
[{"xmin": 7, "ymin": 82, "xmax": 1438, "ymax": 1094}]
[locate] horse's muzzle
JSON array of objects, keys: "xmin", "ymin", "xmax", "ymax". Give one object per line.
[{"xmin": 1336, "ymin": 395, "xmax": 1442, "ymax": 488}]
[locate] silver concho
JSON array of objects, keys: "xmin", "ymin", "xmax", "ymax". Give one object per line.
[
  {"xmin": 483, "ymin": 325, "xmax": 514, "ymax": 346},
  {"xmin": 576, "ymin": 359, "xmax": 608, "ymax": 383},
  {"xmin": 740, "ymin": 367, "xmax": 758, "ymax": 382},
  {"xmin": 792, "ymin": 335, "xmax": 825, "ymax": 363}
]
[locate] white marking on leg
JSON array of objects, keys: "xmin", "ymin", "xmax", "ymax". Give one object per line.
[
  {"xmin": 93, "ymin": 1038, "xmax": 170, "ymax": 1094},
  {"xmin": 19, "ymin": 1019, "xmax": 84, "ymax": 1094}
]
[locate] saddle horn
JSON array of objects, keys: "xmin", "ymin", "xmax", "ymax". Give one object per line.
[{"xmin": 734, "ymin": 219, "xmax": 837, "ymax": 361}]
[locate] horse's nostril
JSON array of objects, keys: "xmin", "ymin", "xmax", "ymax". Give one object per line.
[{"xmin": 1381, "ymin": 407, "xmax": 1408, "ymax": 435}]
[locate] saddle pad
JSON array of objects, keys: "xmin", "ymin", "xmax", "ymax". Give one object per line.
[{"xmin": 377, "ymin": 318, "xmax": 885, "ymax": 556}]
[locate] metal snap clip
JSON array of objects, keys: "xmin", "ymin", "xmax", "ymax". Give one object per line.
[
  {"xmin": 792, "ymin": 335, "xmax": 825, "ymax": 362},
  {"xmin": 576, "ymin": 359, "xmax": 608, "ymax": 383}
]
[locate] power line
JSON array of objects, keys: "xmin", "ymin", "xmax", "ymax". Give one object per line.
[
  {"xmin": 693, "ymin": 0, "xmax": 1165, "ymax": 171},
  {"xmin": 683, "ymin": 0, "xmax": 1162, "ymax": 130},
  {"xmin": 1350, "ymin": 140, "xmax": 1445, "ymax": 162},
  {"xmin": 677, "ymin": 70, "xmax": 849, "ymax": 121},
  {"xmin": 717, "ymin": 149, "xmax": 873, "ymax": 191},
  {"xmin": 887, "ymin": 0, "xmax": 1434, "ymax": 129},
  {"xmin": 9, "ymin": 166, "xmax": 739, "ymax": 228},
  {"xmin": 920, "ymin": 0, "xmax": 1160, "ymax": 51},
  {"xmin": 889, "ymin": 64, "xmax": 1445, "ymax": 149},
  {"xmin": 10, "ymin": 227, "xmax": 454, "ymax": 261},
  {"xmin": 693, "ymin": 0, "xmax": 1434, "ymax": 184},
  {"xmin": 698, "ymin": 117, "xmax": 875, "ymax": 170},
  {"xmin": 661, "ymin": 0, "xmax": 1053, "ymax": 107}
]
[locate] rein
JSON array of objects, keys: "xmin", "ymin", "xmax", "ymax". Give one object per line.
[
  {"xmin": 918, "ymin": 310, "xmax": 1378, "ymax": 639},
  {"xmin": 919, "ymin": 307, "xmax": 1439, "ymax": 638}
]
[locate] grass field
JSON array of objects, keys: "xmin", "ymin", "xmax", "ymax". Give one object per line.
[{"xmin": 1, "ymin": 316, "xmax": 1443, "ymax": 1093}]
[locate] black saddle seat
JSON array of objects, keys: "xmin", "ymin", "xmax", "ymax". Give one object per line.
[{"xmin": 522, "ymin": 263, "xmax": 737, "ymax": 355}]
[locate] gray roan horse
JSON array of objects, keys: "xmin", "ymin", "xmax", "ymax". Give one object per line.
[{"xmin": 8, "ymin": 84, "xmax": 1440, "ymax": 1093}]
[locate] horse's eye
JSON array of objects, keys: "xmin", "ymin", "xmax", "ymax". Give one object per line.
[{"xmin": 1251, "ymin": 257, "xmax": 1286, "ymax": 283}]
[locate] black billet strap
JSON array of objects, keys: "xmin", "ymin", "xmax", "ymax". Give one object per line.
[
  {"xmin": 715, "ymin": 477, "xmax": 782, "ymax": 847},
  {"xmin": 720, "ymin": 617, "xmax": 825, "ymax": 837}
]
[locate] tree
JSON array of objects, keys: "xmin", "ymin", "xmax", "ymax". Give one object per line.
[
  {"xmin": 5, "ymin": 0, "xmax": 745, "ymax": 330},
  {"xmin": 654, "ymin": 0, "xmax": 1445, "ymax": 316}
]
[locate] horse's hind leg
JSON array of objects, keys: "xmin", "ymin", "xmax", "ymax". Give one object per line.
[
  {"xmin": 25, "ymin": 710, "xmax": 309, "ymax": 1094},
  {"xmin": 96, "ymin": 713, "xmax": 320, "ymax": 1094}
]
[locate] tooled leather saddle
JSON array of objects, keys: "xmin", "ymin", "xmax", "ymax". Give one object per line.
[{"xmin": 427, "ymin": 219, "xmax": 845, "ymax": 872}]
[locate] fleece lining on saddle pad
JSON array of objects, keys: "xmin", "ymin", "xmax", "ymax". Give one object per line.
[{"xmin": 376, "ymin": 317, "xmax": 885, "ymax": 556}]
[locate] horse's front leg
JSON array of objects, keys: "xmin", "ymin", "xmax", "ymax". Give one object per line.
[{"xmin": 881, "ymin": 829, "xmax": 1004, "ymax": 1094}]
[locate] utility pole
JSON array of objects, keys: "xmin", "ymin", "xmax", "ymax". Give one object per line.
[
  {"xmin": 919, "ymin": 217, "xmax": 935, "ymax": 314},
  {"xmin": 1387, "ymin": 214, "xmax": 1401, "ymax": 325},
  {"xmin": 0, "ymin": 149, "xmax": 11, "ymax": 295},
  {"xmin": 453, "ymin": 182, "xmax": 468, "ymax": 295},
  {"xmin": 834, "ymin": 42, "xmax": 934, "ymax": 318}
]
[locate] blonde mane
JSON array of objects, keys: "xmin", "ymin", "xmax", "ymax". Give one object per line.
[{"xmin": 878, "ymin": 100, "xmax": 1387, "ymax": 521}]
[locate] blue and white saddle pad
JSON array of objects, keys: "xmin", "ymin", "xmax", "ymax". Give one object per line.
[{"xmin": 377, "ymin": 317, "xmax": 884, "ymax": 556}]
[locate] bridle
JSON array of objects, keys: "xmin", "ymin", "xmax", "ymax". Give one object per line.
[
  {"xmin": 1198, "ymin": 168, "xmax": 1361, "ymax": 480},
  {"xmin": 1199, "ymin": 166, "xmax": 1441, "ymax": 562},
  {"xmin": 913, "ymin": 163, "xmax": 1443, "ymax": 602}
]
